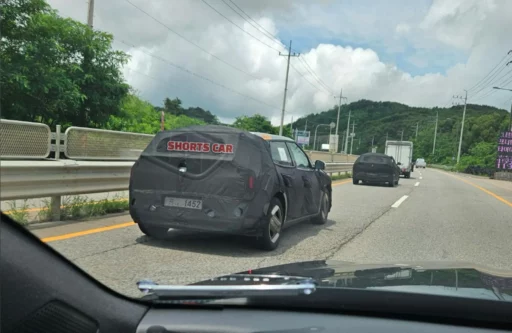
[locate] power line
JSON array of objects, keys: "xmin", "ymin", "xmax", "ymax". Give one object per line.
[
  {"xmin": 123, "ymin": 0, "xmax": 262, "ymax": 80},
  {"xmin": 471, "ymin": 69, "xmax": 512, "ymax": 102},
  {"xmin": 119, "ymin": 40, "xmax": 281, "ymax": 111},
  {"xmin": 467, "ymin": 51, "xmax": 512, "ymax": 93},
  {"xmin": 469, "ymin": 63, "xmax": 511, "ymax": 99},
  {"xmin": 225, "ymin": 0, "xmax": 333, "ymax": 95},
  {"xmin": 297, "ymin": 56, "xmax": 333, "ymax": 94},
  {"xmin": 290, "ymin": 64, "xmax": 331, "ymax": 94},
  {"xmin": 200, "ymin": 0, "xmax": 282, "ymax": 52},
  {"xmin": 220, "ymin": 0, "xmax": 283, "ymax": 48},
  {"xmin": 226, "ymin": 0, "xmax": 283, "ymax": 45}
]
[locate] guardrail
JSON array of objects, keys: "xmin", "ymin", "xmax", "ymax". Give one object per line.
[
  {"xmin": 0, "ymin": 119, "xmax": 52, "ymax": 159},
  {"xmin": 0, "ymin": 160, "xmax": 353, "ymax": 220}
]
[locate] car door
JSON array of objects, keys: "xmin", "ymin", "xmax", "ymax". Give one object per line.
[
  {"xmin": 286, "ymin": 142, "xmax": 322, "ymax": 217},
  {"xmin": 268, "ymin": 141, "xmax": 303, "ymax": 220}
]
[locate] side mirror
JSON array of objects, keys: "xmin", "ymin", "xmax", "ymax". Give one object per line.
[
  {"xmin": 314, "ymin": 160, "xmax": 326, "ymax": 170},
  {"xmin": 397, "ymin": 162, "xmax": 402, "ymax": 166}
]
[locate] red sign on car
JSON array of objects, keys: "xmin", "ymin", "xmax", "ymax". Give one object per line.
[{"xmin": 167, "ymin": 141, "xmax": 233, "ymax": 154}]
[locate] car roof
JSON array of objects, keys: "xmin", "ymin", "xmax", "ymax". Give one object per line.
[
  {"xmin": 360, "ymin": 152, "xmax": 391, "ymax": 158},
  {"xmin": 250, "ymin": 132, "xmax": 295, "ymax": 142}
]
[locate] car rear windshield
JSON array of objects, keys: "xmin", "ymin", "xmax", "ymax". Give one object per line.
[
  {"xmin": 362, "ymin": 155, "xmax": 390, "ymax": 164},
  {"xmin": 142, "ymin": 131, "xmax": 241, "ymax": 176}
]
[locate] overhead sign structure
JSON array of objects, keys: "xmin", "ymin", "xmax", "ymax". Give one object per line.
[{"xmin": 496, "ymin": 131, "xmax": 512, "ymax": 170}]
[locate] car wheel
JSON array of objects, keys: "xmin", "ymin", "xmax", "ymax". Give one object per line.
[
  {"xmin": 256, "ymin": 197, "xmax": 283, "ymax": 251},
  {"xmin": 138, "ymin": 223, "xmax": 169, "ymax": 239},
  {"xmin": 353, "ymin": 178, "xmax": 359, "ymax": 185},
  {"xmin": 312, "ymin": 192, "xmax": 329, "ymax": 225}
]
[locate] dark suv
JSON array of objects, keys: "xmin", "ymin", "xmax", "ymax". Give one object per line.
[
  {"xmin": 352, "ymin": 152, "xmax": 400, "ymax": 187},
  {"xmin": 129, "ymin": 125, "xmax": 332, "ymax": 250}
]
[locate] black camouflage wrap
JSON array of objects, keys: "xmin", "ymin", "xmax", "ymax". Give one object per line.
[{"xmin": 129, "ymin": 125, "xmax": 280, "ymax": 235}]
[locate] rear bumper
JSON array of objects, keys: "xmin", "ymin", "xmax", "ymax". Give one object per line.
[
  {"xmin": 355, "ymin": 171, "xmax": 393, "ymax": 182},
  {"xmin": 129, "ymin": 192, "xmax": 268, "ymax": 236}
]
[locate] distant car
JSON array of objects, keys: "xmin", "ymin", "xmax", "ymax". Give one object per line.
[
  {"xmin": 129, "ymin": 125, "xmax": 332, "ymax": 251},
  {"xmin": 352, "ymin": 152, "xmax": 400, "ymax": 187},
  {"xmin": 415, "ymin": 158, "xmax": 427, "ymax": 168}
]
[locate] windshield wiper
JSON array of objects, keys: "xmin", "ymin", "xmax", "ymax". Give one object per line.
[{"xmin": 137, "ymin": 274, "xmax": 317, "ymax": 298}]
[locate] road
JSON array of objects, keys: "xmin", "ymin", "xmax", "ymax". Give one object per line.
[{"xmin": 29, "ymin": 168, "xmax": 512, "ymax": 298}]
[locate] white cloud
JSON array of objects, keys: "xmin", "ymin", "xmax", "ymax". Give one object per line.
[
  {"xmin": 395, "ymin": 23, "xmax": 411, "ymax": 35},
  {"xmin": 47, "ymin": 0, "xmax": 512, "ymax": 125}
]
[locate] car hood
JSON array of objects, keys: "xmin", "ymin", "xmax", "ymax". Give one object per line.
[{"xmin": 193, "ymin": 260, "xmax": 512, "ymax": 301}]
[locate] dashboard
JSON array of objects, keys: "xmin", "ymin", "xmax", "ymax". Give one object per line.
[{"xmin": 136, "ymin": 308, "xmax": 511, "ymax": 333}]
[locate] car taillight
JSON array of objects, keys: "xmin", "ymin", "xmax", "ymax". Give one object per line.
[{"xmin": 248, "ymin": 176, "xmax": 254, "ymax": 189}]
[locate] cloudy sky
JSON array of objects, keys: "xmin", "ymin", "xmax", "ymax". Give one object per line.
[{"xmin": 48, "ymin": 0, "xmax": 512, "ymax": 124}]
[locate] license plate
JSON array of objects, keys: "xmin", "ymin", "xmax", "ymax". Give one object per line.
[{"xmin": 164, "ymin": 197, "xmax": 203, "ymax": 210}]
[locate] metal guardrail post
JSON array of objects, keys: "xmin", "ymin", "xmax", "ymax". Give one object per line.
[
  {"xmin": 51, "ymin": 196, "xmax": 61, "ymax": 221},
  {"xmin": 55, "ymin": 125, "xmax": 61, "ymax": 160}
]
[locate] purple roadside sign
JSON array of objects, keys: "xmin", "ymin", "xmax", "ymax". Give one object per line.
[{"xmin": 496, "ymin": 131, "xmax": 512, "ymax": 170}]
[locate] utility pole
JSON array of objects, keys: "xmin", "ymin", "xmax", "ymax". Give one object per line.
[
  {"xmin": 344, "ymin": 110, "xmax": 351, "ymax": 154},
  {"xmin": 433, "ymin": 111, "xmax": 438, "ymax": 154},
  {"xmin": 371, "ymin": 136, "xmax": 374, "ymax": 146},
  {"xmin": 87, "ymin": 0, "xmax": 95, "ymax": 28},
  {"xmin": 350, "ymin": 122, "xmax": 356, "ymax": 155},
  {"xmin": 334, "ymin": 90, "xmax": 347, "ymax": 151},
  {"xmin": 455, "ymin": 90, "xmax": 468, "ymax": 164},
  {"xmin": 415, "ymin": 122, "xmax": 419, "ymax": 139},
  {"xmin": 278, "ymin": 40, "xmax": 299, "ymax": 136},
  {"xmin": 400, "ymin": 130, "xmax": 404, "ymax": 141}
]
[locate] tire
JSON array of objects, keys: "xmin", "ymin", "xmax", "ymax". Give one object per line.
[
  {"xmin": 353, "ymin": 178, "xmax": 359, "ymax": 185},
  {"xmin": 405, "ymin": 172, "xmax": 411, "ymax": 179},
  {"xmin": 138, "ymin": 223, "xmax": 169, "ymax": 239},
  {"xmin": 256, "ymin": 197, "xmax": 284, "ymax": 251},
  {"xmin": 312, "ymin": 192, "xmax": 329, "ymax": 225}
]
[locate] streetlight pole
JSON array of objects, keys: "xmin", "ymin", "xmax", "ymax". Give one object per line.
[{"xmin": 314, "ymin": 124, "xmax": 330, "ymax": 150}]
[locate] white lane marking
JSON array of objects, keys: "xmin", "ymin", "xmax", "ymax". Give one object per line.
[
  {"xmin": 391, "ymin": 195, "xmax": 409, "ymax": 208},
  {"xmin": 420, "ymin": 176, "xmax": 423, "ymax": 180},
  {"xmin": 414, "ymin": 182, "xmax": 420, "ymax": 187}
]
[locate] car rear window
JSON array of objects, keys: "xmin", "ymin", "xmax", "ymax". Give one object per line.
[
  {"xmin": 143, "ymin": 131, "xmax": 240, "ymax": 176},
  {"xmin": 362, "ymin": 155, "xmax": 389, "ymax": 164}
]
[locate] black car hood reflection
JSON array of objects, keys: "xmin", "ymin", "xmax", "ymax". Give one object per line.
[{"xmin": 192, "ymin": 260, "xmax": 512, "ymax": 301}]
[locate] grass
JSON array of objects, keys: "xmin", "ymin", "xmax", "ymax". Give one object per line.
[
  {"xmin": 5, "ymin": 199, "xmax": 31, "ymax": 225},
  {"xmin": 37, "ymin": 194, "xmax": 129, "ymax": 222},
  {"xmin": 331, "ymin": 172, "xmax": 352, "ymax": 181}
]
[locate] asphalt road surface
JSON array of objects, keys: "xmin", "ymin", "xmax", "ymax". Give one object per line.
[{"xmin": 29, "ymin": 168, "xmax": 512, "ymax": 298}]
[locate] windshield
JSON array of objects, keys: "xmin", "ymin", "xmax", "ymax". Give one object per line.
[{"xmin": 2, "ymin": 0, "xmax": 512, "ymax": 305}]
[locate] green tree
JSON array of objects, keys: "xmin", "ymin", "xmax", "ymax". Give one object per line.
[
  {"xmin": 106, "ymin": 94, "xmax": 204, "ymax": 134},
  {"xmin": 162, "ymin": 97, "xmax": 183, "ymax": 116},
  {"xmin": 233, "ymin": 114, "xmax": 276, "ymax": 134},
  {"xmin": 1, "ymin": 0, "xmax": 129, "ymax": 127}
]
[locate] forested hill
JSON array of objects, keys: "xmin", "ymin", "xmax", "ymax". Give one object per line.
[{"xmin": 292, "ymin": 100, "xmax": 510, "ymax": 168}]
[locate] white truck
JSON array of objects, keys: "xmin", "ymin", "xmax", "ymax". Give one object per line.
[{"xmin": 385, "ymin": 140, "xmax": 413, "ymax": 178}]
